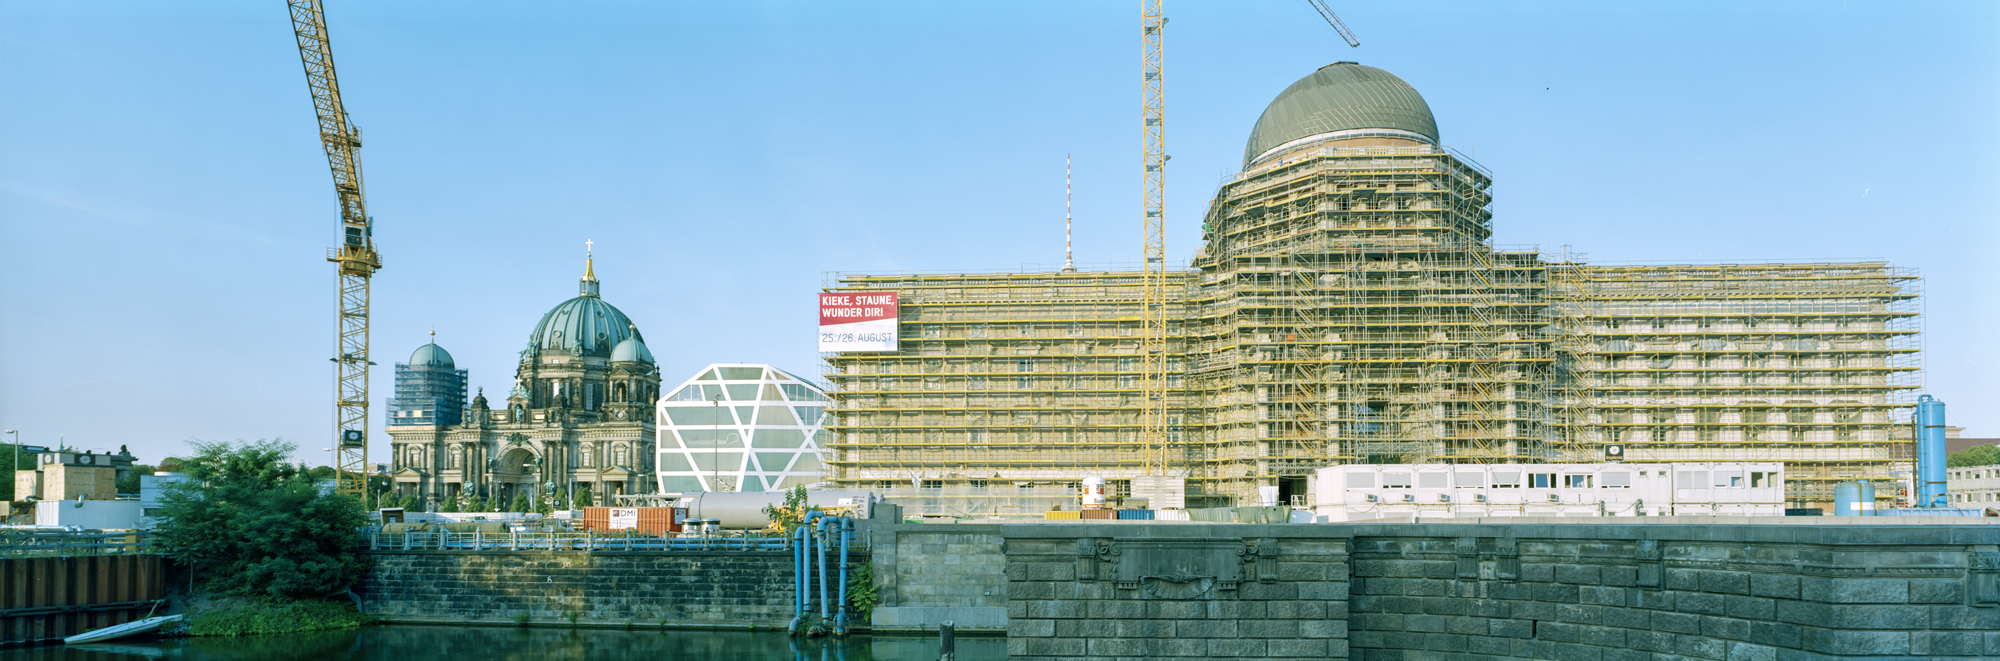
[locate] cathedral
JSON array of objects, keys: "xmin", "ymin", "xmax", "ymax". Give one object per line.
[{"xmin": 384, "ymin": 255, "xmax": 661, "ymax": 511}]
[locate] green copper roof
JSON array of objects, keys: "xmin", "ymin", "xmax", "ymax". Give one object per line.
[{"xmin": 1242, "ymin": 62, "xmax": 1438, "ymax": 168}]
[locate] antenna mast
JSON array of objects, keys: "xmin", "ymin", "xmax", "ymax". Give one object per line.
[{"xmin": 1064, "ymin": 153, "xmax": 1075, "ymax": 272}]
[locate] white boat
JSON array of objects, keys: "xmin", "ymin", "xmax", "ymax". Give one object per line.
[{"xmin": 62, "ymin": 614, "xmax": 182, "ymax": 644}]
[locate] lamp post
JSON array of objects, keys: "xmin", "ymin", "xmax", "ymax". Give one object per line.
[{"xmin": 5, "ymin": 431, "xmax": 17, "ymax": 498}]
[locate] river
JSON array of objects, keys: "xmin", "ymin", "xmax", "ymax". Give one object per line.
[{"xmin": 0, "ymin": 626, "xmax": 1007, "ymax": 660}]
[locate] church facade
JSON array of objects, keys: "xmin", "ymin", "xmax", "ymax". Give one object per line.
[{"xmin": 384, "ymin": 257, "xmax": 661, "ymax": 511}]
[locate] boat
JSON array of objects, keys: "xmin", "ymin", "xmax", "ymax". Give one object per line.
[{"xmin": 62, "ymin": 614, "xmax": 182, "ymax": 644}]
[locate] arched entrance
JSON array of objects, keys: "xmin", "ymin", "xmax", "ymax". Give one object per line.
[{"xmin": 496, "ymin": 447, "xmax": 540, "ymax": 508}]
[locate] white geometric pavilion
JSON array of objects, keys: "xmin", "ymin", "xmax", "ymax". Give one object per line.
[{"xmin": 655, "ymin": 364, "xmax": 830, "ymax": 493}]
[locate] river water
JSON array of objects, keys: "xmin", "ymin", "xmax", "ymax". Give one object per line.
[{"xmin": 0, "ymin": 626, "xmax": 1007, "ymax": 661}]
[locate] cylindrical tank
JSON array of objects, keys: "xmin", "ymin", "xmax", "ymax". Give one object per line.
[
  {"xmin": 1081, "ymin": 477, "xmax": 1107, "ymax": 510},
  {"xmin": 1857, "ymin": 481, "xmax": 1876, "ymax": 515},
  {"xmin": 1833, "ymin": 482, "xmax": 1859, "ymax": 516},
  {"xmin": 680, "ymin": 491, "xmax": 879, "ymax": 529},
  {"xmin": 1916, "ymin": 395, "xmax": 1948, "ymax": 508}
]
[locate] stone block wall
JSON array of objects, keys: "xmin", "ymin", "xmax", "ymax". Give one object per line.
[
  {"xmin": 868, "ymin": 524, "xmax": 1009, "ymax": 630},
  {"xmin": 359, "ymin": 551, "xmax": 816, "ymax": 625},
  {"xmin": 996, "ymin": 523, "xmax": 2000, "ymax": 661}
]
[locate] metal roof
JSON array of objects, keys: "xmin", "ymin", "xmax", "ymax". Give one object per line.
[{"xmin": 1242, "ymin": 62, "xmax": 1438, "ymax": 168}]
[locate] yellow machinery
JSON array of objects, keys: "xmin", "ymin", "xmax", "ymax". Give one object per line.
[{"xmin": 288, "ymin": 0, "xmax": 380, "ymax": 496}]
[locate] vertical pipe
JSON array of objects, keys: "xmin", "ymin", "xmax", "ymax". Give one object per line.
[
  {"xmin": 1916, "ymin": 395, "xmax": 1948, "ymax": 508},
  {"xmin": 816, "ymin": 517, "xmax": 830, "ymax": 621},
  {"xmin": 835, "ymin": 517, "xmax": 851, "ymax": 634}
]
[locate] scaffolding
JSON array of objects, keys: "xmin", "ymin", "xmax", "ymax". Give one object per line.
[
  {"xmin": 821, "ymin": 143, "xmax": 1925, "ymax": 516},
  {"xmin": 1548, "ymin": 261, "xmax": 1923, "ymax": 508}
]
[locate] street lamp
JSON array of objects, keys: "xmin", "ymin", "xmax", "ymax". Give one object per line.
[{"xmin": 5, "ymin": 431, "xmax": 18, "ymax": 494}]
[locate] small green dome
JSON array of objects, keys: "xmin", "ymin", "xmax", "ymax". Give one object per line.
[
  {"xmin": 409, "ymin": 342, "xmax": 454, "ymax": 367},
  {"xmin": 610, "ymin": 336, "xmax": 654, "ymax": 364},
  {"xmin": 1242, "ymin": 62, "xmax": 1438, "ymax": 168}
]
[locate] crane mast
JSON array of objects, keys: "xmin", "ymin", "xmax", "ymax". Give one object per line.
[
  {"xmin": 1139, "ymin": 0, "xmax": 1171, "ymax": 476},
  {"xmin": 289, "ymin": 0, "xmax": 379, "ymax": 497},
  {"xmin": 1303, "ymin": 0, "xmax": 1362, "ymax": 48}
]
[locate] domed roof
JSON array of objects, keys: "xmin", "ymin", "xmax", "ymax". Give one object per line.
[
  {"xmin": 610, "ymin": 335, "xmax": 655, "ymax": 364},
  {"xmin": 528, "ymin": 296, "xmax": 642, "ymax": 359},
  {"xmin": 525, "ymin": 254, "xmax": 646, "ymax": 359},
  {"xmin": 1242, "ymin": 62, "xmax": 1438, "ymax": 168},
  {"xmin": 410, "ymin": 342, "xmax": 454, "ymax": 367}
]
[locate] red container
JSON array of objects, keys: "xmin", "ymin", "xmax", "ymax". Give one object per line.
[
  {"xmin": 578, "ymin": 506, "xmax": 685, "ymax": 535},
  {"xmin": 1079, "ymin": 509, "xmax": 1116, "ymax": 520}
]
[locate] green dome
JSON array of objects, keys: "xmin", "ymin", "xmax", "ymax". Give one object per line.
[
  {"xmin": 1242, "ymin": 62, "xmax": 1438, "ymax": 168},
  {"xmin": 409, "ymin": 342, "xmax": 454, "ymax": 367},
  {"xmin": 610, "ymin": 336, "xmax": 654, "ymax": 364},
  {"xmin": 527, "ymin": 296, "xmax": 642, "ymax": 359}
]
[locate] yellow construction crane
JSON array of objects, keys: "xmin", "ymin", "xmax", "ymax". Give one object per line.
[
  {"xmin": 1303, "ymin": 0, "xmax": 1361, "ymax": 48},
  {"xmin": 1138, "ymin": 0, "xmax": 1172, "ymax": 477},
  {"xmin": 288, "ymin": 0, "xmax": 379, "ymax": 497}
]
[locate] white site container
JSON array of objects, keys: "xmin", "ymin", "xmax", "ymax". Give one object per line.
[{"xmin": 1309, "ymin": 462, "xmax": 1785, "ymax": 521}]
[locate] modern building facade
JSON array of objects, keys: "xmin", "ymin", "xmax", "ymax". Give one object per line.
[
  {"xmin": 384, "ymin": 257, "xmax": 661, "ymax": 510},
  {"xmin": 822, "ymin": 62, "xmax": 1921, "ymax": 514},
  {"xmin": 655, "ymin": 364, "xmax": 831, "ymax": 493}
]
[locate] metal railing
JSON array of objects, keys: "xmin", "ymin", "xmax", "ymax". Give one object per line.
[
  {"xmin": 359, "ymin": 528, "xmax": 802, "ymax": 553},
  {"xmin": 0, "ymin": 529, "xmax": 153, "ymax": 558}
]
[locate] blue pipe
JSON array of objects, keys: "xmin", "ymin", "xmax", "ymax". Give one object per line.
[
  {"xmin": 816, "ymin": 517, "xmax": 830, "ymax": 622},
  {"xmin": 788, "ymin": 521, "xmax": 809, "ymax": 634},
  {"xmin": 1916, "ymin": 395, "xmax": 1948, "ymax": 508},
  {"xmin": 834, "ymin": 517, "xmax": 851, "ymax": 635}
]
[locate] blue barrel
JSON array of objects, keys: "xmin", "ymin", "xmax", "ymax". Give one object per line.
[
  {"xmin": 1916, "ymin": 395, "xmax": 1948, "ymax": 508},
  {"xmin": 1834, "ymin": 482, "xmax": 1861, "ymax": 516}
]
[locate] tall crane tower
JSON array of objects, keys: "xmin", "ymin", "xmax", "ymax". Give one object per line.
[
  {"xmin": 1138, "ymin": 0, "xmax": 1172, "ymax": 477},
  {"xmin": 288, "ymin": 0, "xmax": 380, "ymax": 496}
]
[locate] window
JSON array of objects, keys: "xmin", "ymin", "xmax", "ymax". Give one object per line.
[
  {"xmin": 1491, "ymin": 472, "xmax": 1520, "ymax": 488},
  {"xmin": 1016, "ymin": 358, "xmax": 1032, "ymax": 373},
  {"xmin": 1715, "ymin": 470, "xmax": 1743, "ymax": 488},
  {"xmin": 1677, "ymin": 471, "xmax": 1708, "ymax": 489},
  {"xmin": 969, "ymin": 480, "xmax": 988, "ymax": 489},
  {"xmin": 1602, "ymin": 472, "xmax": 1632, "ymax": 488},
  {"xmin": 1564, "ymin": 475, "xmax": 1593, "ymax": 489},
  {"xmin": 921, "ymin": 480, "xmax": 943, "ymax": 490},
  {"xmin": 1346, "ymin": 472, "xmax": 1376, "ymax": 488},
  {"xmin": 1418, "ymin": 473, "xmax": 1448, "ymax": 489},
  {"xmin": 1750, "ymin": 472, "xmax": 1775, "ymax": 488},
  {"xmin": 1454, "ymin": 472, "xmax": 1485, "ymax": 488},
  {"xmin": 1530, "ymin": 473, "xmax": 1555, "ymax": 488},
  {"xmin": 1382, "ymin": 472, "xmax": 1412, "ymax": 488}
]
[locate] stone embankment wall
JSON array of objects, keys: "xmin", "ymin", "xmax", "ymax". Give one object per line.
[
  {"xmin": 1000, "ymin": 523, "xmax": 2000, "ymax": 660},
  {"xmin": 867, "ymin": 524, "xmax": 1009, "ymax": 631},
  {"xmin": 359, "ymin": 550, "xmax": 844, "ymax": 626}
]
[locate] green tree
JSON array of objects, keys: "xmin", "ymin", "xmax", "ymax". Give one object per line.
[
  {"xmin": 152, "ymin": 439, "xmax": 370, "ymax": 599},
  {"xmin": 440, "ymin": 496, "xmax": 459, "ymax": 513},
  {"xmin": 761, "ymin": 486, "xmax": 815, "ymax": 534},
  {"xmin": 116, "ymin": 463, "xmax": 157, "ymax": 495},
  {"xmin": 1948, "ymin": 444, "xmax": 2000, "ymax": 468},
  {"xmin": 509, "ymin": 493, "xmax": 532, "ymax": 513},
  {"xmin": 466, "ymin": 496, "xmax": 487, "ymax": 513},
  {"xmin": 574, "ymin": 487, "xmax": 594, "ymax": 508}
]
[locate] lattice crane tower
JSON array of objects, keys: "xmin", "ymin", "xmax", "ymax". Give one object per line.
[
  {"xmin": 1139, "ymin": 0, "xmax": 1172, "ymax": 476},
  {"xmin": 289, "ymin": 0, "xmax": 380, "ymax": 496}
]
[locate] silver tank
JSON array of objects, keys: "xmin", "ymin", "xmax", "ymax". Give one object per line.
[{"xmin": 678, "ymin": 491, "xmax": 879, "ymax": 529}]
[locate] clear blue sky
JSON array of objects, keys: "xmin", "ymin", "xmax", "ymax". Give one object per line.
[{"xmin": 3, "ymin": 1, "xmax": 1995, "ymax": 465}]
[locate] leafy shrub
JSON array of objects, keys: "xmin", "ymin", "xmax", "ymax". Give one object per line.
[
  {"xmin": 152, "ymin": 439, "xmax": 370, "ymax": 599},
  {"xmin": 183, "ymin": 600, "xmax": 370, "ymax": 637}
]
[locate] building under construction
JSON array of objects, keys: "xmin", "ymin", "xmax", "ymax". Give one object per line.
[{"xmin": 821, "ymin": 63, "xmax": 1921, "ymax": 515}]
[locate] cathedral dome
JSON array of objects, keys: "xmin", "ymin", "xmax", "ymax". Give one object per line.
[
  {"xmin": 610, "ymin": 336, "xmax": 654, "ymax": 364},
  {"xmin": 525, "ymin": 256, "xmax": 643, "ymax": 359},
  {"xmin": 409, "ymin": 342, "xmax": 454, "ymax": 367},
  {"xmin": 1242, "ymin": 62, "xmax": 1438, "ymax": 168}
]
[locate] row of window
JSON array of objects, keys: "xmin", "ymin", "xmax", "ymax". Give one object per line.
[{"xmin": 1345, "ymin": 470, "xmax": 1778, "ymax": 490}]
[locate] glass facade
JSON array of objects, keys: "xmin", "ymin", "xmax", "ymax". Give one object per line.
[{"xmin": 655, "ymin": 364, "xmax": 830, "ymax": 492}]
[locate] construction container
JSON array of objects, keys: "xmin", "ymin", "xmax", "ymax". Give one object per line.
[
  {"xmin": 576, "ymin": 506, "xmax": 685, "ymax": 535},
  {"xmin": 1115, "ymin": 509, "xmax": 1155, "ymax": 520},
  {"xmin": 1043, "ymin": 511, "xmax": 1081, "ymax": 520},
  {"xmin": 1079, "ymin": 509, "xmax": 1115, "ymax": 520}
]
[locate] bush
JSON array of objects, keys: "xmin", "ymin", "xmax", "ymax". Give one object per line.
[
  {"xmin": 152, "ymin": 439, "xmax": 370, "ymax": 600},
  {"xmin": 183, "ymin": 600, "xmax": 371, "ymax": 637},
  {"xmin": 1948, "ymin": 444, "xmax": 2000, "ymax": 468},
  {"xmin": 509, "ymin": 494, "xmax": 532, "ymax": 513}
]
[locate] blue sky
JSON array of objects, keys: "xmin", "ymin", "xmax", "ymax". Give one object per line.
[{"xmin": 2, "ymin": 1, "xmax": 1995, "ymax": 464}]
